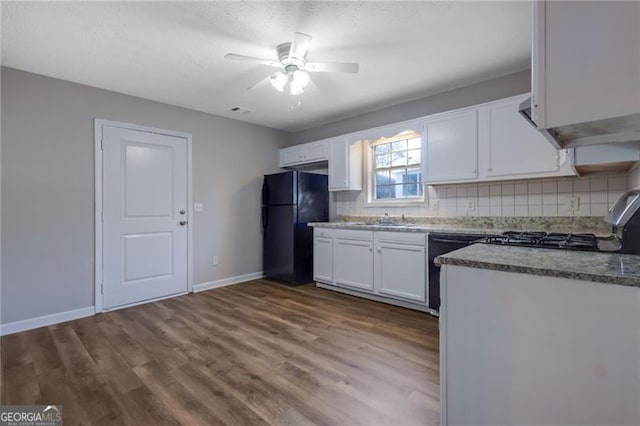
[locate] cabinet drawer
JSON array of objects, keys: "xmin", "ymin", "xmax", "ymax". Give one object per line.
[
  {"xmin": 375, "ymin": 231, "xmax": 425, "ymax": 246},
  {"xmin": 314, "ymin": 228, "xmax": 333, "ymax": 239},
  {"xmin": 334, "ymin": 229, "xmax": 373, "ymax": 242}
]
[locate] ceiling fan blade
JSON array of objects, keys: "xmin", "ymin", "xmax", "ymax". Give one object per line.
[
  {"xmin": 304, "ymin": 62, "xmax": 359, "ymax": 73},
  {"xmin": 246, "ymin": 73, "xmax": 274, "ymax": 90},
  {"xmin": 224, "ymin": 53, "xmax": 280, "ymax": 68},
  {"xmin": 289, "ymin": 32, "xmax": 312, "ymax": 60}
]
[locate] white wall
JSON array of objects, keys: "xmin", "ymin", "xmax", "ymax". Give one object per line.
[
  {"xmin": 1, "ymin": 67, "xmax": 290, "ymax": 325},
  {"xmin": 290, "ymin": 70, "xmax": 530, "ymax": 145}
]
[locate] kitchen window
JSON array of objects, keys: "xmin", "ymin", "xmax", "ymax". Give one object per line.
[{"xmin": 369, "ymin": 131, "xmax": 423, "ymax": 203}]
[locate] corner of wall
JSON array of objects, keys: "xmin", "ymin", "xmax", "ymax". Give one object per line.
[{"xmin": 628, "ymin": 162, "xmax": 640, "ymax": 190}]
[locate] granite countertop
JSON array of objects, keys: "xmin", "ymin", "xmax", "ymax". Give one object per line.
[
  {"xmin": 311, "ymin": 216, "xmax": 611, "ymax": 236},
  {"xmin": 309, "ymin": 222, "xmax": 501, "ymax": 235},
  {"xmin": 435, "ymin": 244, "xmax": 640, "ymax": 287}
]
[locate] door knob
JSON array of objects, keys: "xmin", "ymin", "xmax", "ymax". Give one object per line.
[
  {"xmin": 179, "ymin": 209, "xmax": 186, "ymax": 215},
  {"xmin": 179, "ymin": 221, "xmax": 188, "ymax": 226}
]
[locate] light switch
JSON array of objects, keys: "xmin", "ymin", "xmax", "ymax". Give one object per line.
[{"xmin": 194, "ymin": 203, "xmax": 204, "ymax": 212}]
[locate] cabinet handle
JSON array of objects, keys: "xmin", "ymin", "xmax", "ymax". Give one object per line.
[
  {"xmin": 473, "ymin": 169, "xmax": 477, "ymax": 174},
  {"xmin": 487, "ymin": 168, "xmax": 492, "ymax": 172},
  {"xmin": 369, "ymin": 247, "xmax": 373, "ymax": 252},
  {"xmin": 377, "ymin": 249, "xmax": 382, "ymax": 253}
]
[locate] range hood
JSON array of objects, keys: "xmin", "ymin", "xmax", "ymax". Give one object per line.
[{"xmin": 518, "ymin": 98, "xmax": 640, "ymax": 149}]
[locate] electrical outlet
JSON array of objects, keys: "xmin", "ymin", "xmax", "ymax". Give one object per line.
[
  {"xmin": 194, "ymin": 203, "xmax": 204, "ymax": 212},
  {"xmin": 567, "ymin": 196, "xmax": 580, "ymax": 212},
  {"xmin": 467, "ymin": 199, "xmax": 476, "ymax": 211},
  {"xmin": 213, "ymin": 256, "xmax": 219, "ymax": 266}
]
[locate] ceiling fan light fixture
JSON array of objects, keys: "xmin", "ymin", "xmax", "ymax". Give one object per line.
[
  {"xmin": 291, "ymin": 70, "xmax": 310, "ymax": 89},
  {"xmin": 270, "ymin": 72, "xmax": 288, "ymax": 92},
  {"xmin": 289, "ymin": 70, "xmax": 310, "ymax": 95},
  {"xmin": 289, "ymin": 83, "xmax": 304, "ymax": 96}
]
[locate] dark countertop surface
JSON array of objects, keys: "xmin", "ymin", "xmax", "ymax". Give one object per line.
[{"xmin": 435, "ymin": 244, "xmax": 640, "ymax": 287}]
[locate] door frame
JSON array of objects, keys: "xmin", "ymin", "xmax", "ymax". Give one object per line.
[{"xmin": 94, "ymin": 119, "xmax": 194, "ymax": 313}]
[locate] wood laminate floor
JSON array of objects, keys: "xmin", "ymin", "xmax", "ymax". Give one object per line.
[{"xmin": 1, "ymin": 280, "xmax": 440, "ymax": 425}]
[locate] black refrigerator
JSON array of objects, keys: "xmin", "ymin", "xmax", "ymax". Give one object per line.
[{"xmin": 262, "ymin": 170, "xmax": 329, "ymax": 285}]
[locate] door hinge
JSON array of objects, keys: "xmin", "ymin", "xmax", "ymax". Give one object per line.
[
  {"xmin": 100, "ymin": 211, "xmax": 104, "ymax": 222},
  {"xmin": 100, "ymin": 138, "xmax": 104, "ymax": 150},
  {"xmin": 100, "ymin": 283, "xmax": 104, "ymax": 295}
]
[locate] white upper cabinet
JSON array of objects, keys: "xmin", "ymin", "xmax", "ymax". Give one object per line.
[
  {"xmin": 328, "ymin": 136, "xmax": 362, "ymax": 191},
  {"xmin": 532, "ymin": 0, "xmax": 640, "ymax": 128},
  {"xmin": 480, "ymin": 94, "xmax": 573, "ymax": 179},
  {"xmin": 422, "ymin": 94, "xmax": 576, "ymax": 184},
  {"xmin": 280, "ymin": 145, "xmax": 305, "ymax": 167},
  {"xmin": 279, "ymin": 140, "xmax": 328, "ymax": 168},
  {"xmin": 423, "ymin": 109, "xmax": 479, "ymax": 183}
]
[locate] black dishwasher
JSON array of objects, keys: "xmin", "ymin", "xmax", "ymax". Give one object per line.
[{"xmin": 428, "ymin": 233, "xmax": 485, "ymax": 311}]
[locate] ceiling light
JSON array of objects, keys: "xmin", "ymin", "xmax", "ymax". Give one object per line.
[
  {"xmin": 270, "ymin": 72, "xmax": 288, "ymax": 92},
  {"xmin": 290, "ymin": 70, "xmax": 310, "ymax": 95}
]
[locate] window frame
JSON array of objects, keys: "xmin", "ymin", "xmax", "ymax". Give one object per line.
[{"xmin": 365, "ymin": 130, "xmax": 426, "ymax": 206}]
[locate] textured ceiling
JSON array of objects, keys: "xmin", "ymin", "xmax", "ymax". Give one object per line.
[{"xmin": 1, "ymin": 1, "xmax": 531, "ymax": 132}]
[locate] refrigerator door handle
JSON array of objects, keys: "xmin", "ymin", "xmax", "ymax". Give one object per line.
[
  {"xmin": 262, "ymin": 181, "xmax": 268, "ymax": 206},
  {"xmin": 261, "ymin": 206, "xmax": 268, "ymax": 233}
]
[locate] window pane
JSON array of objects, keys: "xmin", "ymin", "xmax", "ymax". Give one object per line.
[
  {"xmin": 376, "ymin": 185, "xmax": 392, "ymax": 199},
  {"xmin": 408, "ymin": 137, "xmax": 421, "ymax": 149},
  {"xmin": 375, "ymin": 170, "xmax": 391, "ymax": 187},
  {"xmin": 389, "ymin": 168, "xmax": 405, "ymax": 185},
  {"xmin": 406, "ymin": 167, "xmax": 422, "ymax": 183},
  {"xmin": 391, "ymin": 140, "xmax": 407, "ymax": 152},
  {"xmin": 407, "ymin": 149, "xmax": 421, "ymax": 165},
  {"xmin": 375, "ymin": 143, "xmax": 391, "ymax": 155},
  {"xmin": 391, "ymin": 150, "xmax": 407, "ymax": 167},
  {"xmin": 402, "ymin": 183, "xmax": 423, "ymax": 197},
  {"xmin": 375, "ymin": 154, "xmax": 390, "ymax": 168}
]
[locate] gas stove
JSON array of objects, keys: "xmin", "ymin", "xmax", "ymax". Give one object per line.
[{"xmin": 483, "ymin": 231, "xmax": 599, "ymax": 251}]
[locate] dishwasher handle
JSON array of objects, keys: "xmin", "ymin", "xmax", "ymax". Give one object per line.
[{"xmin": 430, "ymin": 237, "xmax": 485, "ymax": 244}]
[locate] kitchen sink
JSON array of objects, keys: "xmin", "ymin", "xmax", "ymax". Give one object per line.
[{"xmin": 368, "ymin": 222, "xmax": 418, "ymax": 227}]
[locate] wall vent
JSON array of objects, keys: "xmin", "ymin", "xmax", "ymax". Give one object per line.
[{"xmin": 230, "ymin": 105, "xmax": 255, "ymax": 114}]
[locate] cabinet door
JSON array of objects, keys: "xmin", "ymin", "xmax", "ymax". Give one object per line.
[
  {"xmin": 534, "ymin": 1, "xmax": 640, "ymax": 128},
  {"xmin": 328, "ymin": 137, "xmax": 349, "ymax": 190},
  {"xmin": 424, "ymin": 110, "xmax": 478, "ymax": 183},
  {"xmin": 280, "ymin": 146, "xmax": 305, "ymax": 167},
  {"xmin": 328, "ymin": 137, "xmax": 362, "ymax": 191},
  {"xmin": 483, "ymin": 96, "xmax": 561, "ymax": 178},
  {"xmin": 334, "ymin": 238, "xmax": 374, "ymax": 292},
  {"xmin": 313, "ymin": 236, "xmax": 333, "ymax": 283},
  {"xmin": 304, "ymin": 141, "xmax": 328, "ymax": 163},
  {"xmin": 374, "ymin": 242, "xmax": 426, "ymax": 303}
]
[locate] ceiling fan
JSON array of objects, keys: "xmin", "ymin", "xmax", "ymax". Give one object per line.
[{"xmin": 224, "ymin": 32, "xmax": 359, "ymax": 96}]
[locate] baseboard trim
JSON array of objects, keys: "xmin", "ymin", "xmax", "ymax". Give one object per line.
[
  {"xmin": 315, "ymin": 282, "xmax": 439, "ymax": 316},
  {"xmin": 193, "ymin": 272, "xmax": 264, "ymax": 293},
  {"xmin": 0, "ymin": 306, "xmax": 96, "ymax": 336}
]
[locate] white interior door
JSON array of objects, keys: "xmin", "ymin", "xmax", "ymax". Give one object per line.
[{"xmin": 102, "ymin": 125, "xmax": 188, "ymax": 309}]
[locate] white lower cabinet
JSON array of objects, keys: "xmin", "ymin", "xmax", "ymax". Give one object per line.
[
  {"xmin": 333, "ymin": 230, "xmax": 374, "ymax": 292},
  {"xmin": 314, "ymin": 228, "xmax": 430, "ymax": 312},
  {"xmin": 313, "ymin": 229, "xmax": 333, "ymax": 283},
  {"xmin": 374, "ymin": 232, "xmax": 426, "ymax": 303}
]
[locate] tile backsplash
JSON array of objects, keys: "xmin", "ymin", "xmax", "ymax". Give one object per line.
[{"xmin": 334, "ymin": 172, "xmax": 635, "ymax": 218}]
